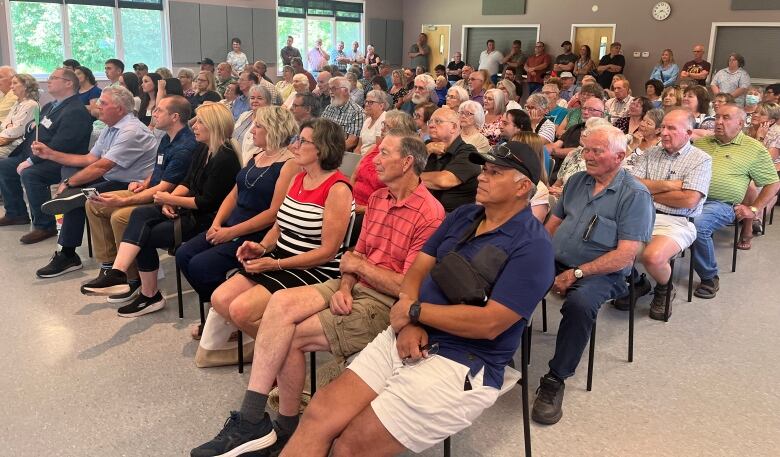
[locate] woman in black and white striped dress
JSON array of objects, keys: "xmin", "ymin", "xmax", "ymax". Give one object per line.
[{"xmin": 211, "ymin": 118, "xmax": 355, "ymax": 337}]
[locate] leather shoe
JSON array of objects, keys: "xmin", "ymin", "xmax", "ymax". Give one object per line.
[
  {"xmin": 19, "ymin": 228, "xmax": 58, "ymax": 244},
  {"xmin": 0, "ymin": 215, "xmax": 31, "ymax": 226}
]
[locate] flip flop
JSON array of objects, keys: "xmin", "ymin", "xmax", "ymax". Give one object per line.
[{"xmin": 736, "ymin": 238, "xmax": 752, "ymax": 250}]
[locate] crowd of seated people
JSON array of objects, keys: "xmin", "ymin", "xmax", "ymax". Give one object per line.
[{"xmin": 0, "ymin": 34, "xmax": 779, "ymax": 456}]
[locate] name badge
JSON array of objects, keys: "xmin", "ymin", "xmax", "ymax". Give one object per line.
[
  {"xmin": 41, "ymin": 117, "xmax": 53, "ymax": 129},
  {"xmin": 157, "ymin": 154, "xmax": 164, "ymax": 165}
]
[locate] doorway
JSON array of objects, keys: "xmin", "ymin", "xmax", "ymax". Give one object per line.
[
  {"xmin": 421, "ymin": 24, "xmax": 450, "ymax": 74},
  {"xmin": 571, "ymin": 24, "xmax": 616, "ymax": 61}
]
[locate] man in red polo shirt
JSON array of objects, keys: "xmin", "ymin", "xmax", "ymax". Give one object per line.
[
  {"xmin": 191, "ymin": 130, "xmax": 445, "ymax": 457},
  {"xmin": 524, "ymin": 41, "xmax": 552, "ymax": 95}
]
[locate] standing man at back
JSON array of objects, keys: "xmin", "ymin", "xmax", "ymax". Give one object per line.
[
  {"xmin": 597, "ymin": 42, "xmax": 625, "ymax": 90},
  {"xmin": 280, "ymin": 36, "xmax": 301, "ymax": 67},
  {"xmin": 409, "ymin": 33, "xmax": 431, "ymax": 73},
  {"xmin": 680, "ymin": 44, "xmax": 711, "ymax": 86},
  {"xmin": 478, "ymin": 39, "xmax": 504, "ymax": 85}
]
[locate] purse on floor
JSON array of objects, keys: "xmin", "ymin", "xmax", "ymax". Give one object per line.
[{"xmin": 195, "ymin": 308, "xmax": 255, "ymax": 368}]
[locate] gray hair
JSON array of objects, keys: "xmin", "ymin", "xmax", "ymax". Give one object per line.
[
  {"xmin": 330, "ymin": 76, "xmax": 350, "ymax": 90},
  {"xmin": 447, "ymin": 85, "xmax": 469, "ymax": 104},
  {"xmin": 177, "ymin": 68, "xmax": 195, "ymax": 79},
  {"xmin": 645, "ymin": 108, "xmax": 667, "ymax": 129},
  {"xmin": 101, "ymin": 86, "xmax": 135, "ymax": 114},
  {"xmin": 485, "ymin": 88, "xmax": 507, "ymax": 114},
  {"xmin": 526, "ymin": 93, "xmax": 549, "ymax": 111},
  {"xmin": 663, "ymin": 108, "xmax": 695, "ymax": 130},
  {"xmin": 248, "ymin": 84, "xmax": 272, "ymax": 102},
  {"xmin": 415, "ymin": 74, "xmax": 436, "ymax": 91},
  {"xmin": 721, "ymin": 103, "xmax": 747, "ymax": 123},
  {"xmin": 345, "ymin": 72, "xmax": 358, "ymax": 84},
  {"xmin": 459, "ymin": 100, "xmax": 486, "ymax": 128},
  {"xmin": 366, "ymin": 89, "xmax": 391, "ymax": 111},
  {"xmin": 385, "ymin": 129, "xmax": 429, "ymax": 175},
  {"xmin": 383, "ymin": 109, "xmax": 417, "ymax": 134},
  {"xmin": 496, "ymin": 79, "xmax": 517, "ymax": 101},
  {"xmin": 582, "ymin": 122, "xmax": 628, "ymax": 154}
]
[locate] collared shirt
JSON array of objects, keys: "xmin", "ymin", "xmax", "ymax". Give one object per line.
[
  {"xmin": 149, "ymin": 126, "xmax": 198, "ymax": 187},
  {"xmin": 90, "ymin": 113, "xmax": 158, "ymax": 183},
  {"xmin": 419, "ymin": 204, "xmax": 554, "ymax": 388},
  {"xmin": 560, "ymin": 86, "xmax": 577, "ymax": 101},
  {"xmin": 357, "ymin": 182, "xmax": 445, "ymax": 288},
  {"xmin": 216, "ymin": 76, "xmax": 236, "ymax": 98},
  {"xmin": 347, "ymin": 49, "xmax": 364, "ymax": 65},
  {"xmin": 280, "ymin": 46, "xmax": 302, "ymax": 66},
  {"xmin": 307, "ymin": 48, "xmax": 328, "ymax": 72},
  {"xmin": 322, "ymin": 99, "xmax": 366, "ymax": 137},
  {"xmin": 231, "ymin": 95, "xmax": 250, "ymax": 121},
  {"xmin": 694, "ymin": 132, "xmax": 779, "ymax": 204},
  {"xmin": 423, "ymin": 136, "xmax": 481, "ymax": 212},
  {"xmin": 0, "ymin": 90, "xmax": 19, "ymax": 122},
  {"xmin": 605, "ymin": 95, "xmax": 634, "ymax": 121},
  {"xmin": 552, "ymin": 168, "xmax": 654, "ymax": 274},
  {"xmin": 478, "ymin": 50, "xmax": 504, "ymax": 77},
  {"xmin": 631, "ymin": 142, "xmax": 712, "ymax": 217},
  {"xmin": 257, "ymin": 77, "xmax": 281, "ymax": 105},
  {"xmin": 331, "ymin": 49, "xmax": 349, "ymax": 72},
  {"xmin": 711, "ymin": 67, "xmax": 750, "ymax": 106}
]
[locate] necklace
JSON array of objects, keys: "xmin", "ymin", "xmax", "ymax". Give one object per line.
[{"xmin": 244, "ymin": 149, "xmax": 286, "ymax": 189}]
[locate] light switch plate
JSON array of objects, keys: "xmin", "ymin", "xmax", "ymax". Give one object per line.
[
  {"xmin": 633, "ymin": 51, "xmax": 641, "ymax": 58},
  {"xmin": 641, "ymin": 51, "xmax": 650, "ymax": 58}
]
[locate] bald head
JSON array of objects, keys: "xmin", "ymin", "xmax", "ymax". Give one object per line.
[
  {"xmin": 0, "ymin": 66, "xmax": 16, "ymax": 93},
  {"xmin": 428, "ymin": 107, "xmax": 460, "ymax": 145}
]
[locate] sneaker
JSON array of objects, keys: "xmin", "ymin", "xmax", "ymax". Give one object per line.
[
  {"xmin": 190, "ymin": 411, "xmax": 277, "ymax": 457},
  {"xmin": 117, "ymin": 291, "xmax": 166, "ymax": 318},
  {"xmin": 80, "ymin": 268, "xmax": 130, "ymax": 295},
  {"xmin": 81, "ymin": 269, "xmax": 109, "ymax": 295},
  {"xmin": 41, "ymin": 190, "xmax": 86, "ymax": 216},
  {"xmin": 613, "ymin": 273, "xmax": 651, "ymax": 311},
  {"xmin": 266, "ymin": 421, "xmax": 292, "ymax": 457},
  {"xmin": 107, "ymin": 281, "xmax": 141, "ymax": 303},
  {"xmin": 531, "ymin": 374, "xmax": 565, "ymax": 425},
  {"xmin": 649, "ymin": 282, "xmax": 675, "ymax": 321},
  {"xmin": 36, "ymin": 252, "xmax": 82, "ymax": 278}
]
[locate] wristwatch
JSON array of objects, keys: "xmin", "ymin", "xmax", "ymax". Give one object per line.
[
  {"xmin": 63, "ymin": 178, "xmax": 72, "ymax": 189},
  {"xmin": 573, "ymin": 267, "xmax": 584, "ymax": 279},
  {"xmin": 408, "ymin": 301, "xmax": 421, "ymax": 324},
  {"xmin": 749, "ymin": 206, "xmax": 758, "ymax": 216}
]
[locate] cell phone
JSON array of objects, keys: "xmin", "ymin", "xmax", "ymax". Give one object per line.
[{"xmin": 81, "ymin": 188, "xmax": 100, "ymax": 199}]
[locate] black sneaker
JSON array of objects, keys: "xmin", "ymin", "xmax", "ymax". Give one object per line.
[
  {"xmin": 107, "ymin": 280, "xmax": 141, "ymax": 303},
  {"xmin": 266, "ymin": 421, "xmax": 293, "ymax": 457},
  {"xmin": 41, "ymin": 190, "xmax": 87, "ymax": 216},
  {"xmin": 80, "ymin": 268, "xmax": 130, "ymax": 295},
  {"xmin": 81, "ymin": 268, "xmax": 109, "ymax": 295},
  {"xmin": 191, "ymin": 411, "xmax": 277, "ymax": 457},
  {"xmin": 117, "ymin": 291, "xmax": 166, "ymax": 318},
  {"xmin": 36, "ymin": 252, "xmax": 82, "ymax": 278},
  {"xmin": 532, "ymin": 374, "xmax": 565, "ymax": 425},
  {"xmin": 613, "ymin": 273, "xmax": 651, "ymax": 311}
]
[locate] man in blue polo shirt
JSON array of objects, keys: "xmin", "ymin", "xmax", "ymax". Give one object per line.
[
  {"xmin": 532, "ymin": 123, "xmax": 654, "ymax": 425},
  {"xmin": 280, "ymin": 142, "xmax": 554, "ymax": 456}
]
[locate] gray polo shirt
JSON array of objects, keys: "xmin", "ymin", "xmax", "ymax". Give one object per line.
[
  {"xmin": 89, "ymin": 113, "xmax": 158, "ymax": 183},
  {"xmin": 552, "ymin": 168, "xmax": 654, "ymax": 274}
]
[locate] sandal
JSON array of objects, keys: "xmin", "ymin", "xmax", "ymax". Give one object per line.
[
  {"xmin": 190, "ymin": 323, "xmax": 203, "ymax": 340},
  {"xmin": 693, "ymin": 278, "xmax": 720, "ymax": 299},
  {"xmin": 736, "ymin": 238, "xmax": 752, "ymax": 250}
]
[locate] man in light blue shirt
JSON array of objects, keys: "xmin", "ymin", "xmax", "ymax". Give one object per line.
[
  {"xmin": 330, "ymin": 41, "xmax": 349, "ymax": 73},
  {"xmin": 31, "ymin": 86, "xmax": 157, "ymax": 279}
]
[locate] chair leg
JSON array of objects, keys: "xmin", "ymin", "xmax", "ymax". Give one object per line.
[
  {"xmin": 521, "ymin": 327, "xmax": 532, "ymax": 457},
  {"xmin": 526, "ymin": 322, "xmax": 533, "ymax": 365},
  {"xmin": 687, "ymin": 248, "xmax": 695, "ymax": 303},
  {"xmin": 770, "ymin": 204, "xmax": 775, "ymax": 225},
  {"xmin": 199, "ymin": 298, "xmax": 206, "ymax": 327},
  {"xmin": 587, "ymin": 321, "xmax": 596, "ymax": 392},
  {"xmin": 175, "ymin": 260, "xmax": 184, "ymax": 319},
  {"xmin": 541, "ymin": 298, "xmax": 547, "ymax": 333},
  {"xmin": 762, "ymin": 206, "xmax": 768, "ymax": 234},
  {"xmin": 310, "ymin": 352, "xmax": 317, "ymax": 396},
  {"xmin": 85, "ymin": 216, "xmax": 93, "ymax": 258},
  {"xmin": 732, "ymin": 219, "xmax": 739, "ymax": 273},
  {"xmin": 628, "ymin": 272, "xmax": 636, "ymax": 363},
  {"xmin": 665, "ymin": 258, "xmax": 675, "ymax": 322},
  {"xmin": 443, "ymin": 437, "xmax": 451, "ymax": 457},
  {"xmin": 237, "ymin": 331, "xmax": 244, "ymax": 374}
]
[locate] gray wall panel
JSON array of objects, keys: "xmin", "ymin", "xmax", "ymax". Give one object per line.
[
  {"xmin": 385, "ymin": 20, "xmax": 403, "ymax": 66},
  {"xmin": 199, "ymin": 4, "xmax": 228, "ymax": 63},
  {"xmin": 252, "ymin": 9, "xmax": 277, "ymax": 65},
  {"xmin": 713, "ymin": 26, "xmax": 780, "ymax": 80},
  {"xmin": 368, "ymin": 18, "xmax": 387, "ymax": 59},
  {"xmin": 227, "ymin": 6, "xmax": 255, "ymax": 63},
  {"xmin": 170, "ymin": 2, "xmax": 202, "ymax": 64},
  {"xmin": 464, "ymin": 27, "xmax": 537, "ymax": 70}
]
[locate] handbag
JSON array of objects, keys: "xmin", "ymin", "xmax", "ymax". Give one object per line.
[{"xmin": 195, "ymin": 308, "xmax": 255, "ymax": 368}]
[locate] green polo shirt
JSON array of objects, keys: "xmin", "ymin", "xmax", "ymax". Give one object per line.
[{"xmin": 693, "ymin": 132, "xmax": 779, "ymax": 204}]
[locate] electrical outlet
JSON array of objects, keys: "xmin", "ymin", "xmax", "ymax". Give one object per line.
[
  {"xmin": 633, "ymin": 51, "xmax": 641, "ymax": 58},
  {"xmin": 641, "ymin": 51, "xmax": 650, "ymax": 58}
]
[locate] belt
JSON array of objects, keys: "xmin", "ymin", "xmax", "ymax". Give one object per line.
[{"xmin": 655, "ymin": 209, "xmax": 694, "ymax": 222}]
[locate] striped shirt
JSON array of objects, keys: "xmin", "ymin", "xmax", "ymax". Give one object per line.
[
  {"xmin": 322, "ymin": 100, "xmax": 366, "ymax": 137},
  {"xmin": 630, "ymin": 142, "xmax": 712, "ymax": 217},
  {"xmin": 357, "ymin": 183, "xmax": 445, "ymax": 288},
  {"xmin": 693, "ymin": 132, "xmax": 779, "ymax": 204},
  {"xmin": 276, "ymin": 171, "xmax": 355, "ymax": 277}
]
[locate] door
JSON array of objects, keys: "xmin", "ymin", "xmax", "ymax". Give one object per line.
[
  {"xmin": 572, "ymin": 25, "xmax": 615, "ymax": 61},
  {"xmin": 421, "ymin": 24, "xmax": 450, "ymax": 74}
]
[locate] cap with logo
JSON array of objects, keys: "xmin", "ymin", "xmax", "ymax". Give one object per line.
[{"xmin": 469, "ymin": 141, "xmax": 541, "ymax": 185}]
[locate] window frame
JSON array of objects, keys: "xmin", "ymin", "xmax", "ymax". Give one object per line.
[{"xmin": 3, "ymin": 0, "xmax": 172, "ymax": 80}]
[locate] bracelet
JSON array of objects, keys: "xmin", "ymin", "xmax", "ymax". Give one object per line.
[
  {"xmin": 277, "ymin": 258, "xmax": 282, "ymax": 270},
  {"xmin": 258, "ymin": 243, "xmax": 268, "ymax": 256}
]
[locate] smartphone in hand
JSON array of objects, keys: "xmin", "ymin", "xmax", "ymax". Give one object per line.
[{"xmin": 81, "ymin": 188, "xmax": 100, "ymax": 200}]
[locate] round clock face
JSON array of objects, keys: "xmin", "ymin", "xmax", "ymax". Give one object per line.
[{"xmin": 652, "ymin": 1, "xmax": 671, "ymax": 20}]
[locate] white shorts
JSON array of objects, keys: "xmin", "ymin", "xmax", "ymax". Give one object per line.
[
  {"xmin": 652, "ymin": 213, "xmax": 697, "ymax": 251},
  {"xmin": 347, "ymin": 327, "xmax": 501, "ymax": 453}
]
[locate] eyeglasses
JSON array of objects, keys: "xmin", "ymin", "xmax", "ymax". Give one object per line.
[
  {"xmin": 582, "ymin": 107, "xmax": 604, "ymax": 114},
  {"xmin": 364, "ymin": 99, "xmax": 379, "ymax": 105},
  {"xmin": 446, "ymin": 94, "xmax": 459, "ymax": 99},
  {"xmin": 468, "ymin": 77, "xmax": 484, "ymax": 82},
  {"xmin": 428, "ymin": 118, "xmax": 455, "ymax": 126},
  {"xmin": 413, "ymin": 112, "xmax": 422, "ymax": 119},
  {"xmin": 489, "ymin": 144, "xmax": 533, "ymax": 179},
  {"xmin": 48, "ymin": 75, "xmax": 68, "ymax": 82},
  {"xmin": 402, "ymin": 343, "xmax": 439, "ymax": 366},
  {"xmin": 290, "ymin": 135, "xmax": 315, "ymax": 146},
  {"xmin": 458, "ymin": 111, "xmax": 475, "ymax": 117}
]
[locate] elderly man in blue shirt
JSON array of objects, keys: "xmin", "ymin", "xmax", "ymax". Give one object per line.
[
  {"xmin": 279, "ymin": 142, "xmax": 554, "ymax": 456},
  {"xmin": 532, "ymin": 123, "xmax": 654, "ymax": 426},
  {"xmin": 31, "ymin": 86, "xmax": 158, "ymax": 279}
]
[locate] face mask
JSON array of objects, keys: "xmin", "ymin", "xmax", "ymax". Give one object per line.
[{"xmin": 746, "ymin": 94, "xmax": 760, "ymax": 105}]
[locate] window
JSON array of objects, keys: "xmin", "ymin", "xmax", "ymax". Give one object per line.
[
  {"xmin": 7, "ymin": 0, "xmax": 166, "ymax": 76},
  {"xmin": 277, "ymin": 0, "xmax": 364, "ymax": 73}
]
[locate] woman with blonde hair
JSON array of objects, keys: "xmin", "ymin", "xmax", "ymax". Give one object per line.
[
  {"xmin": 0, "ymin": 73, "xmax": 39, "ymax": 158},
  {"xmin": 177, "ymin": 106, "xmax": 300, "ymax": 315},
  {"xmin": 649, "ymin": 49, "xmax": 679, "ymax": 87},
  {"xmin": 276, "ymin": 65, "xmax": 296, "ymax": 102},
  {"xmin": 389, "ymin": 69, "xmax": 408, "ymax": 109},
  {"xmin": 497, "ymin": 79, "xmax": 521, "ymax": 111},
  {"xmin": 190, "ymin": 70, "xmax": 221, "ymax": 111},
  {"xmin": 509, "ymin": 131, "xmax": 550, "ymax": 222},
  {"xmin": 210, "ymin": 118, "xmax": 355, "ymax": 337},
  {"xmin": 82, "ymin": 102, "xmax": 242, "ymax": 317},
  {"xmin": 661, "ymin": 86, "xmax": 682, "ymax": 112},
  {"xmin": 481, "ymin": 88, "xmax": 506, "ymax": 146}
]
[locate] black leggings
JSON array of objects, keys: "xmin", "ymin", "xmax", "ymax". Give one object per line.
[{"xmin": 121, "ymin": 206, "xmax": 197, "ymax": 272}]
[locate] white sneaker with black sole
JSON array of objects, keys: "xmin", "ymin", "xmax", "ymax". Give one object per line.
[
  {"xmin": 107, "ymin": 281, "xmax": 141, "ymax": 303},
  {"xmin": 41, "ymin": 190, "xmax": 87, "ymax": 216},
  {"xmin": 117, "ymin": 291, "xmax": 166, "ymax": 318}
]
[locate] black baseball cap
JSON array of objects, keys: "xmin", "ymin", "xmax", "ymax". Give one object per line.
[
  {"xmin": 469, "ymin": 141, "xmax": 541, "ymax": 184},
  {"xmin": 561, "ymin": 40, "xmax": 572, "ymax": 47},
  {"xmin": 198, "ymin": 58, "xmax": 215, "ymax": 66}
]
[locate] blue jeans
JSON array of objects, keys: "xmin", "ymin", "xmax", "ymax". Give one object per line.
[
  {"xmin": 548, "ymin": 270, "xmax": 627, "ymax": 380},
  {"xmin": 175, "ymin": 231, "xmax": 244, "ymax": 302},
  {"xmin": 0, "ymin": 157, "xmax": 61, "ymax": 229},
  {"xmin": 691, "ymin": 200, "xmax": 735, "ymax": 281}
]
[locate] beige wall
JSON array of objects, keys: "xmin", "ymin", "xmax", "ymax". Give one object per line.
[{"xmin": 402, "ymin": 0, "xmax": 780, "ymax": 87}]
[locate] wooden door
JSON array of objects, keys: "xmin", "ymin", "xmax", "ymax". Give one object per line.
[
  {"xmin": 573, "ymin": 26, "xmax": 615, "ymax": 61},
  {"xmin": 422, "ymin": 25, "xmax": 450, "ymax": 73}
]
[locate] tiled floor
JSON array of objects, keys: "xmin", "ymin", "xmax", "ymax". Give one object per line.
[{"xmin": 2, "ymin": 218, "xmax": 779, "ymax": 457}]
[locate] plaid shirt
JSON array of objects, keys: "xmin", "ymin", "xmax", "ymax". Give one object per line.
[
  {"xmin": 630, "ymin": 142, "xmax": 712, "ymax": 217},
  {"xmin": 322, "ymin": 100, "xmax": 366, "ymax": 137},
  {"xmin": 258, "ymin": 78, "xmax": 281, "ymax": 105}
]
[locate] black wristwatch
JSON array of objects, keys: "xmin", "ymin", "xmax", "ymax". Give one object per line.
[{"xmin": 409, "ymin": 301, "xmax": 421, "ymax": 324}]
